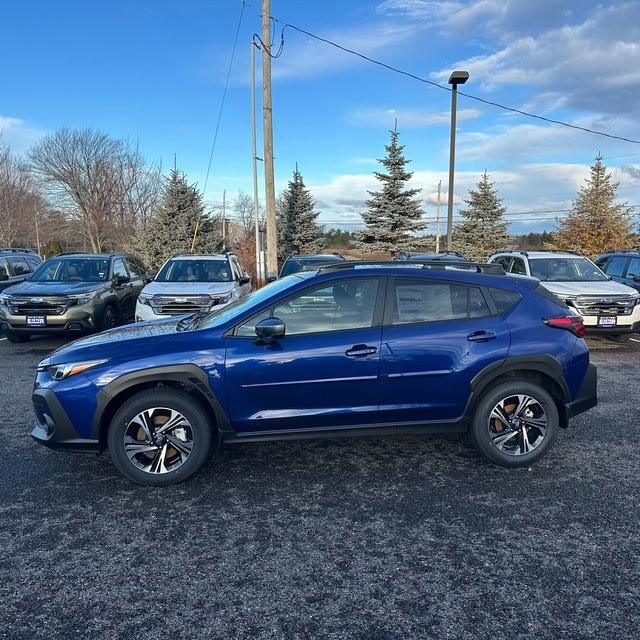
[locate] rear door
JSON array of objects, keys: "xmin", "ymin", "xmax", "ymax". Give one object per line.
[{"xmin": 379, "ymin": 277, "xmax": 511, "ymax": 423}]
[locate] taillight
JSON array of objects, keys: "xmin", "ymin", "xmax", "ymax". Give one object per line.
[{"xmin": 543, "ymin": 315, "xmax": 586, "ymax": 337}]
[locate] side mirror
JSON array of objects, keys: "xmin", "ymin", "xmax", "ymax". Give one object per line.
[
  {"xmin": 239, "ymin": 276, "xmax": 251, "ymax": 286},
  {"xmin": 115, "ymin": 275, "xmax": 130, "ymax": 285},
  {"xmin": 255, "ymin": 317, "xmax": 285, "ymax": 341},
  {"xmin": 633, "ymin": 275, "xmax": 640, "ymax": 283},
  {"xmin": 0, "ymin": 274, "xmax": 8, "ymax": 281},
  {"xmin": 266, "ymin": 275, "xmax": 277, "ymax": 283}
]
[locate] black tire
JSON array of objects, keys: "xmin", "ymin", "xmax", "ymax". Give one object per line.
[
  {"xmin": 469, "ymin": 380, "xmax": 559, "ymax": 467},
  {"xmin": 107, "ymin": 389, "xmax": 213, "ymax": 486},
  {"xmin": 101, "ymin": 305, "xmax": 117, "ymax": 331},
  {"xmin": 6, "ymin": 332, "xmax": 31, "ymax": 343},
  {"xmin": 608, "ymin": 334, "xmax": 631, "ymax": 342}
]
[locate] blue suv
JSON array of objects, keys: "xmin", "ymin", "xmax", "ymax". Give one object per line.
[{"xmin": 32, "ymin": 261, "xmax": 597, "ymax": 486}]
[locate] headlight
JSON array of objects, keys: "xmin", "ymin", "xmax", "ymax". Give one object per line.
[
  {"xmin": 138, "ymin": 293, "xmax": 152, "ymax": 305},
  {"xmin": 68, "ymin": 291, "xmax": 98, "ymax": 305},
  {"xmin": 0, "ymin": 293, "xmax": 10, "ymax": 305},
  {"xmin": 37, "ymin": 358, "xmax": 109, "ymax": 381},
  {"xmin": 215, "ymin": 292, "xmax": 232, "ymax": 304}
]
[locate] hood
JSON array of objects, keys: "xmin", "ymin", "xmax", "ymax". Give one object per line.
[
  {"xmin": 3, "ymin": 280, "xmax": 105, "ymax": 296},
  {"xmin": 542, "ymin": 280, "xmax": 639, "ymax": 298},
  {"xmin": 48, "ymin": 316, "xmax": 181, "ymax": 360},
  {"xmin": 142, "ymin": 281, "xmax": 235, "ymax": 297}
]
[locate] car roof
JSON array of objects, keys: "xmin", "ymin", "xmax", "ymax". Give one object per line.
[
  {"xmin": 492, "ymin": 249, "xmax": 584, "ymax": 259},
  {"xmin": 167, "ymin": 254, "xmax": 233, "ymax": 261}
]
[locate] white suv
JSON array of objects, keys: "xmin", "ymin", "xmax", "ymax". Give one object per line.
[
  {"xmin": 487, "ymin": 250, "xmax": 640, "ymax": 338},
  {"xmin": 135, "ymin": 253, "xmax": 251, "ymax": 322}
]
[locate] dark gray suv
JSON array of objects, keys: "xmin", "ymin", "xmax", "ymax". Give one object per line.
[
  {"xmin": 594, "ymin": 249, "xmax": 640, "ymax": 293},
  {"xmin": 0, "ymin": 252, "xmax": 149, "ymax": 342},
  {"xmin": 0, "ymin": 248, "xmax": 43, "ymax": 292}
]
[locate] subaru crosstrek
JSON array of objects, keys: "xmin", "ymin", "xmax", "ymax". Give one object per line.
[{"xmin": 32, "ymin": 260, "xmax": 597, "ymax": 486}]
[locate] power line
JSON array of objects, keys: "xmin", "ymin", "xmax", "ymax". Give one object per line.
[
  {"xmin": 272, "ymin": 19, "xmax": 640, "ymax": 146},
  {"xmin": 202, "ymin": 1, "xmax": 248, "ymax": 195}
]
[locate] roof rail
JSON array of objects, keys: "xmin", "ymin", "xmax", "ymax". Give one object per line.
[{"xmin": 317, "ymin": 260, "xmax": 506, "ymax": 275}]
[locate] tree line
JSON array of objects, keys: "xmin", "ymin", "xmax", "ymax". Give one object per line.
[{"xmin": 2, "ymin": 126, "xmax": 638, "ymax": 283}]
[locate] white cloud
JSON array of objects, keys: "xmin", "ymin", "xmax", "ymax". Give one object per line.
[{"xmin": 0, "ymin": 117, "xmax": 46, "ymax": 155}]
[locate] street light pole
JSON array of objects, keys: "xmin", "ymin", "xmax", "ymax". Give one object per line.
[{"xmin": 446, "ymin": 70, "xmax": 469, "ymax": 251}]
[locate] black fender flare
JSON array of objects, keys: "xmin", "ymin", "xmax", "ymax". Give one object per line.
[
  {"xmin": 92, "ymin": 364, "xmax": 229, "ymax": 447},
  {"xmin": 466, "ymin": 354, "xmax": 570, "ymax": 419}
]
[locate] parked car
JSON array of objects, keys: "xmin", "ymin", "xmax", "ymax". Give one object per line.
[
  {"xmin": 135, "ymin": 253, "xmax": 251, "ymax": 322},
  {"xmin": 395, "ymin": 251, "xmax": 469, "ymax": 262},
  {"xmin": 594, "ymin": 249, "xmax": 640, "ymax": 293},
  {"xmin": 32, "ymin": 260, "xmax": 597, "ymax": 486},
  {"xmin": 0, "ymin": 252, "xmax": 149, "ymax": 342},
  {"xmin": 0, "ymin": 248, "xmax": 43, "ymax": 292},
  {"xmin": 277, "ymin": 252, "xmax": 346, "ymax": 278},
  {"xmin": 487, "ymin": 249, "xmax": 640, "ymax": 339}
]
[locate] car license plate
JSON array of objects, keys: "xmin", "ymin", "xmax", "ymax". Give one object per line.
[
  {"xmin": 598, "ymin": 316, "xmax": 616, "ymax": 327},
  {"xmin": 26, "ymin": 315, "xmax": 47, "ymax": 327}
]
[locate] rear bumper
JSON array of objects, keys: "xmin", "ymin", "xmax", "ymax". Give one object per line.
[{"xmin": 565, "ymin": 362, "xmax": 597, "ymax": 420}]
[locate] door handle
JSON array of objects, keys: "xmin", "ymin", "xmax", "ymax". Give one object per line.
[
  {"xmin": 345, "ymin": 344, "xmax": 378, "ymax": 357},
  {"xmin": 467, "ymin": 331, "xmax": 497, "ymax": 342}
]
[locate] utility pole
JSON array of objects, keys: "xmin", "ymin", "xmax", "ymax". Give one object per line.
[
  {"xmin": 251, "ymin": 39, "xmax": 265, "ymax": 286},
  {"xmin": 262, "ymin": 0, "xmax": 278, "ymax": 280},
  {"xmin": 435, "ymin": 180, "xmax": 441, "ymax": 252}
]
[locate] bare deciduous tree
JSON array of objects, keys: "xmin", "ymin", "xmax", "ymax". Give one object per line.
[
  {"xmin": 0, "ymin": 145, "xmax": 41, "ymax": 248},
  {"xmin": 27, "ymin": 127, "xmax": 161, "ymax": 252}
]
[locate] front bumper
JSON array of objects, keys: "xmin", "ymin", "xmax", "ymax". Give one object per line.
[{"xmin": 31, "ymin": 387, "xmax": 100, "ymax": 452}]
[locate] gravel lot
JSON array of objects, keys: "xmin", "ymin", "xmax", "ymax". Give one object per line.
[{"xmin": 1, "ymin": 333, "xmax": 639, "ymax": 640}]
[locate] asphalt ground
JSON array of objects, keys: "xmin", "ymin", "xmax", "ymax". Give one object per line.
[{"xmin": 0, "ymin": 333, "xmax": 639, "ymax": 640}]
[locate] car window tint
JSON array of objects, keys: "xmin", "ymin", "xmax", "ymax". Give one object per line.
[
  {"xmin": 8, "ymin": 256, "xmax": 30, "ymax": 275},
  {"xmin": 390, "ymin": 280, "xmax": 479, "ymax": 324},
  {"xmin": 511, "ymin": 258, "xmax": 526, "ymax": 275},
  {"xmin": 113, "ymin": 258, "xmax": 128, "ymax": 279},
  {"xmin": 491, "ymin": 288, "xmax": 523, "ymax": 313},
  {"xmin": 491, "ymin": 256, "xmax": 511, "ymax": 270},
  {"xmin": 605, "ymin": 256, "xmax": 628, "ymax": 278},
  {"xmin": 0, "ymin": 258, "xmax": 9, "ymax": 276},
  {"xmin": 628, "ymin": 258, "xmax": 640, "ymax": 278},
  {"xmin": 237, "ymin": 278, "xmax": 379, "ymax": 336},
  {"xmin": 125, "ymin": 257, "xmax": 144, "ymax": 279}
]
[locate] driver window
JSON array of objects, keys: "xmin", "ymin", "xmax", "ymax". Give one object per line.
[{"xmin": 235, "ymin": 278, "xmax": 379, "ymax": 337}]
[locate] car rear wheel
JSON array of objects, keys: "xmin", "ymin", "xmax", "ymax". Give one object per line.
[
  {"xmin": 469, "ymin": 380, "xmax": 559, "ymax": 467},
  {"xmin": 107, "ymin": 389, "xmax": 212, "ymax": 486},
  {"xmin": 6, "ymin": 332, "xmax": 31, "ymax": 343}
]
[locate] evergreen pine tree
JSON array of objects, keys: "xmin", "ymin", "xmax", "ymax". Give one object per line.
[
  {"xmin": 276, "ymin": 167, "xmax": 324, "ymax": 256},
  {"xmin": 134, "ymin": 169, "xmax": 222, "ymax": 269},
  {"xmin": 452, "ymin": 172, "xmax": 513, "ymax": 261},
  {"xmin": 555, "ymin": 153, "xmax": 633, "ymax": 258},
  {"xmin": 353, "ymin": 128, "xmax": 425, "ymax": 256}
]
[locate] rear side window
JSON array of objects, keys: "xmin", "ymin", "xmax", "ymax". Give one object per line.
[
  {"xmin": 489, "ymin": 288, "xmax": 523, "ymax": 314},
  {"xmin": 389, "ymin": 280, "xmax": 491, "ymax": 324},
  {"xmin": 628, "ymin": 258, "xmax": 640, "ymax": 278},
  {"xmin": 7, "ymin": 256, "xmax": 31, "ymax": 276},
  {"xmin": 604, "ymin": 256, "xmax": 628, "ymax": 278}
]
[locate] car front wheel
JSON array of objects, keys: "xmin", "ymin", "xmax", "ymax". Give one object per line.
[
  {"xmin": 469, "ymin": 380, "xmax": 559, "ymax": 467},
  {"xmin": 107, "ymin": 389, "xmax": 213, "ymax": 486}
]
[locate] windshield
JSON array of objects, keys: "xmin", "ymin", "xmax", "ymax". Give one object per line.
[
  {"xmin": 529, "ymin": 257, "xmax": 609, "ymax": 282},
  {"xmin": 155, "ymin": 259, "xmax": 231, "ymax": 283},
  {"xmin": 199, "ymin": 274, "xmax": 309, "ymax": 329},
  {"xmin": 280, "ymin": 256, "xmax": 342, "ymax": 277},
  {"xmin": 31, "ymin": 257, "xmax": 110, "ymax": 282}
]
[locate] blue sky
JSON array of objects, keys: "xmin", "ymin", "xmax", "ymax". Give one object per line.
[{"xmin": 3, "ymin": 0, "xmax": 640, "ymax": 236}]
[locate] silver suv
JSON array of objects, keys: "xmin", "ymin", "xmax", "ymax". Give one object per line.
[
  {"xmin": 487, "ymin": 250, "xmax": 640, "ymax": 338},
  {"xmin": 135, "ymin": 253, "xmax": 251, "ymax": 322}
]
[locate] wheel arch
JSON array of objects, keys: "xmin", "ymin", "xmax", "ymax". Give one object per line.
[
  {"xmin": 467, "ymin": 355, "xmax": 571, "ymax": 429},
  {"xmin": 94, "ymin": 364, "xmax": 228, "ymax": 450}
]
